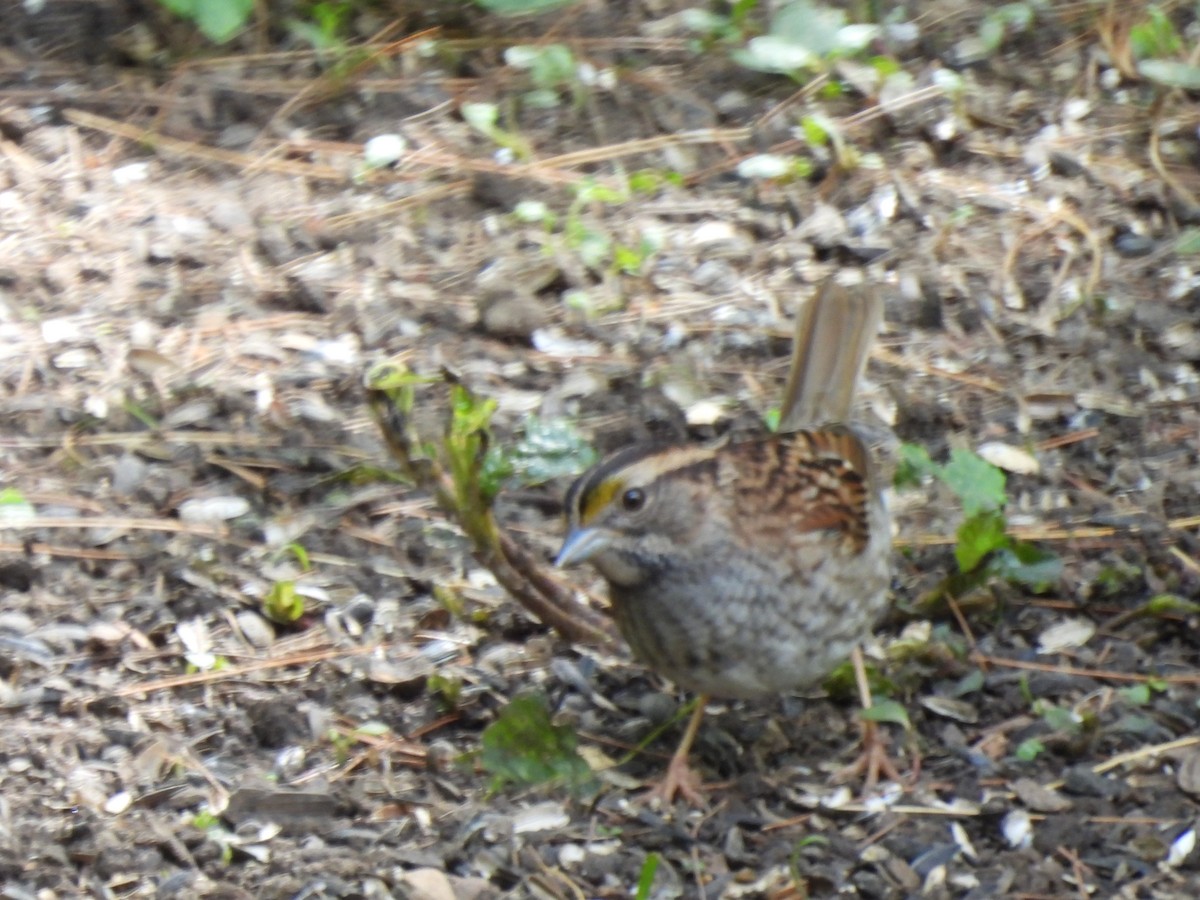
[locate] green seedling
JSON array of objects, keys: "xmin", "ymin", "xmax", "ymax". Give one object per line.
[
  {"xmin": 261, "ymin": 543, "xmax": 312, "ymax": 624},
  {"xmin": 634, "ymin": 853, "xmax": 661, "ymax": 900},
  {"xmin": 1129, "ymin": 5, "xmax": 1183, "ymax": 60},
  {"xmin": 480, "ymin": 694, "xmax": 595, "ymax": 794},
  {"xmin": 366, "ymin": 362, "xmax": 615, "ymax": 646},
  {"xmin": 290, "ymin": 1, "xmax": 356, "ymax": 53},
  {"xmin": 823, "ymin": 658, "xmax": 912, "ymax": 732},
  {"xmin": 977, "ymin": 3, "xmax": 1036, "ymax": 54},
  {"xmin": 0, "ymin": 488, "xmax": 34, "ymax": 525},
  {"xmin": 1014, "ymin": 737, "xmax": 1045, "ymax": 761},
  {"xmin": 475, "ymin": 0, "xmax": 579, "ymax": 15},
  {"xmin": 157, "ymin": 0, "xmax": 253, "ymax": 43},
  {"xmin": 1117, "ymin": 679, "xmax": 1167, "ymax": 706},
  {"xmin": 1012, "ymin": 697, "xmax": 1097, "ymax": 761},
  {"xmin": 789, "ymin": 833, "xmax": 832, "ymax": 894},
  {"xmin": 483, "ymin": 414, "xmax": 597, "ymax": 490},
  {"xmin": 732, "ymin": 0, "xmax": 879, "ymax": 78},
  {"xmin": 680, "ymin": 0, "xmax": 760, "ymax": 48},
  {"xmin": 263, "ymin": 580, "xmax": 304, "ymax": 624},
  {"xmin": 428, "ymin": 673, "xmax": 465, "ymax": 712},
  {"xmin": 505, "ymin": 44, "xmax": 583, "ymax": 109},
  {"xmin": 511, "ymin": 175, "xmax": 662, "ymax": 298},
  {"xmin": 461, "ymin": 102, "xmax": 534, "ymax": 161},
  {"xmin": 898, "ymin": 444, "xmax": 1062, "ymax": 605},
  {"xmin": 327, "ymin": 721, "xmax": 391, "ymax": 765}
]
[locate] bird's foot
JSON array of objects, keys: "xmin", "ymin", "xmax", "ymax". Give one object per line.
[{"xmin": 831, "ymin": 718, "xmax": 909, "ymax": 791}]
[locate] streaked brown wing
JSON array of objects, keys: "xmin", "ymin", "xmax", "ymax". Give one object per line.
[{"xmin": 724, "ymin": 430, "xmax": 873, "ymax": 555}]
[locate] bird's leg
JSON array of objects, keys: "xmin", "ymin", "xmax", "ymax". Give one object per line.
[
  {"xmin": 832, "ymin": 646, "xmax": 905, "ymax": 789},
  {"xmin": 641, "ymin": 695, "xmax": 710, "ymax": 807}
]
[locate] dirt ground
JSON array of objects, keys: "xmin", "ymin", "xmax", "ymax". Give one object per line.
[{"xmin": 1, "ymin": 1, "xmax": 1200, "ymax": 897}]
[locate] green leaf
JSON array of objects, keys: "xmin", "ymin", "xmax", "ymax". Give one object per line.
[
  {"xmin": 1110, "ymin": 713, "xmax": 1160, "ymax": 736},
  {"xmin": 736, "ymin": 35, "xmax": 818, "ymax": 74},
  {"xmin": 1173, "ymin": 228, "xmax": 1200, "ymax": 256},
  {"xmin": 191, "ymin": 809, "xmax": 221, "ymax": 830},
  {"xmin": 364, "ymin": 361, "xmax": 437, "ymax": 392},
  {"xmin": 977, "ymin": 2, "xmax": 1034, "ymax": 53},
  {"xmin": 822, "ymin": 658, "xmax": 897, "ymax": 701},
  {"xmin": 432, "ymin": 583, "xmax": 467, "ymax": 619},
  {"xmin": 475, "ymin": 0, "xmax": 580, "ymax": 14},
  {"xmin": 988, "ymin": 541, "xmax": 1062, "ymax": 592},
  {"xmin": 1144, "ymin": 593, "xmax": 1200, "ymax": 616},
  {"xmin": 680, "ymin": 8, "xmax": 733, "ymax": 36},
  {"xmin": 1118, "ymin": 683, "xmax": 1151, "ymax": 706},
  {"xmin": 627, "ymin": 169, "xmax": 672, "ymax": 195},
  {"xmin": 529, "ymin": 44, "xmax": 577, "ymax": 90},
  {"xmin": 954, "ymin": 510, "xmax": 1009, "ymax": 573},
  {"xmin": 951, "ymin": 668, "xmax": 985, "ymax": 697},
  {"xmin": 428, "ymin": 673, "xmax": 464, "ymax": 711},
  {"xmin": 263, "ymin": 580, "xmax": 304, "ymax": 623},
  {"xmin": 504, "ymin": 417, "xmax": 597, "ymax": 487},
  {"xmin": 770, "ymin": 0, "xmax": 846, "ymax": 56},
  {"xmin": 861, "ymin": 699, "xmax": 911, "ymax": 729},
  {"xmin": 186, "ymin": 0, "xmax": 253, "ymax": 43},
  {"xmin": 286, "ymin": 542, "xmax": 311, "ymax": 572},
  {"xmin": 730, "ymin": 0, "xmax": 759, "ymax": 25},
  {"xmin": 480, "ymin": 694, "xmax": 595, "ymax": 793},
  {"xmin": 451, "ymin": 384, "xmax": 497, "ymax": 435},
  {"xmin": 575, "ymin": 230, "xmax": 612, "ymax": 270},
  {"xmin": 870, "ymin": 55, "xmax": 902, "ymax": 77},
  {"xmin": 1015, "ymin": 737, "xmax": 1044, "ymax": 761},
  {"xmin": 1138, "ymin": 59, "xmax": 1200, "ymax": 90},
  {"xmin": 977, "ymin": 15, "xmax": 1005, "ymax": 53},
  {"xmin": 800, "ymin": 114, "xmax": 831, "ymax": 147},
  {"xmin": 461, "ymin": 102, "xmax": 500, "ymax": 134},
  {"xmin": 1039, "ymin": 703, "xmax": 1081, "ymax": 733},
  {"xmin": 893, "ymin": 443, "xmax": 937, "ymax": 488},
  {"xmin": 940, "ymin": 448, "xmax": 1006, "ymax": 515},
  {"xmin": 612, "ymin": 244, "xmax": 641, "ymax": 275},
  {"xmin": 635, "ymin": 853, "xmax": 661, "ymax": 900},
  {"xmin": 1129, "ymin": 7, "xmax": 1183, "ymax": 60}
]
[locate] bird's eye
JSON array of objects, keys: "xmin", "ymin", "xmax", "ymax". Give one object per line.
[{"xmin": 621, "ymin": 488, "xmax": 646, "ymax": 512}]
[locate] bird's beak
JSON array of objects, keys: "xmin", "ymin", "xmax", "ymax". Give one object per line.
[{"xmin": 554, "ymin": 526, "xmax": 611, "ymax": 567}]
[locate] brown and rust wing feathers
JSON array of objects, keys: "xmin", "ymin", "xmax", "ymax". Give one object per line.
[{"xmin": 723, "ymin": 431, "xmax": 873, "ymax": 555}]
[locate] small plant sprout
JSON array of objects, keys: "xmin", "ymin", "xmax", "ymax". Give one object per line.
[
  {"xmin": 0, "ymin": 488, "xmax": 35, "ymax": 524},
  {"xmin": 461, "ymin": 102, "xmax": 533, "ymax": 161},
  {"xmin": 977, "ymin": 3, "xmax": 1036, "ymax": 55},
  {"xmin": 733, "ymin": 0, "xmax": 879, "ymax": 78},
  {"xmin": 367, "ymin": 362, "xmax": 614, "ymax": 646},
  {"xmin": 157, "ymin": 0, "xmax": 253, "ymax": 43},
  {"xmin": 262, "ymin": 580, "xmax": 304, "ymax": 624},
  {"xmin": 504, "ymin": 44, "xmax": 598, "ymax": 108},
  {"xmin": 799, "ymin": 114, "xmax": 860, "ymax": 170},
  {"xmin": 1130, "ymin": 7, "xmax": 1200, "ymax": 90},
  {"xmin": 634, "ymin": 853, "xmax": 661, "ymax": 900},
  {"xmin": 679, "ymin": 0, "xmax": 760, "ymax": 48},
  {"xmin": 474, "ymin": 0, "xmax": 579, "ymax": 15},
  {"xmin": 896, "ymin": 444, "xmax": 1062, "ymax": 604},
  {"xmin": 479, "ymin": 694, "xmax": 595, "ymax": 794}
]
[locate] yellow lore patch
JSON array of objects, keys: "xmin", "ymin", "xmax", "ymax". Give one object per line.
[{"xmin": 580, "ymin": 477, "xmax": 624, "ymax": 525}]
